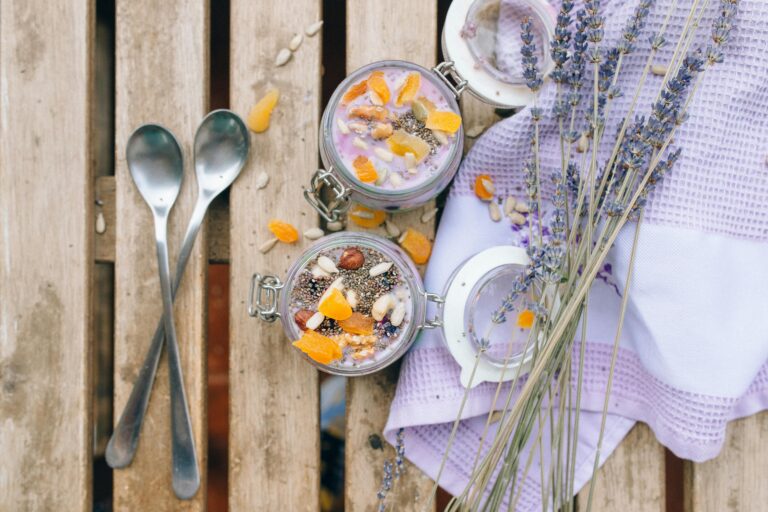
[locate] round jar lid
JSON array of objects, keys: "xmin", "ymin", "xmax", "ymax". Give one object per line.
[
  {"xmin": 440, "ymin": 245, "xmax": 534, "ymax": 388},
  {"xmin": 442, "ymin": 0, "xmax": 556, "ymax": 109}
]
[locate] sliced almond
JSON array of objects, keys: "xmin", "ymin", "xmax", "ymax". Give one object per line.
[
  {"xmin": 371, "ymin": 293, "xmax": 394, "ymax": 321},
  {"xmin": 317, "ymin": 255, "xmax": 339, "ymax": 274},
  {"xmin": 303, "ymin": 227, "xmax": 324, "ymax": 240},
  {"xmin": 305, "ymin": 20, "xmax": 324, "ymax": 37},
  {"xmin": 503, "ymin": 196, "xmax": 517, "ymax": 215},
  {"xmin": 390, "ymin": 302, "xmax": 406, "ymax": 327},
  {"xmin": 311, "ymin": 265, "xmax": 331, "ymax": 279},
  {"xmin": 275, "ymin": 48, "xmax": 292, "ymax": 67},
  {"xmin": 375, "ymin": 167, "xmax": 389, "ymax": 186},
  {"xmin": 369, "ymin": 261, "xmax": 393, "ymax": 277},
  {"xmin": 489, "ymin": 201, "xmax": 502, "ymax": 222},
  {"xmin": 369, "ymin": 90, "xmax": 384, "ymax": 106},
  {"xmin": 384, "ymin": 219, "xmax": 401, "ymax": 238},
  {"xmin": 374, "ymin": 147, "xmax": 394, "ymax": 162},
  {"xmin": 336, "ymin": 118, "xmax": 350, "ymax": 135},
  {"xmin": 421, "ymin": 207, "xmax": 438, "ymax": 223},
  {"xmin": 259, "ymin": 237, "xmax": 279, "ymax": 254},
  {"xmin": 432, "ymin": 130, "xmax": 449, "ymax": 145},
  {"xmin": 255, "ymin": 171, "xmax": 270, "ymax": 190},
  {"xmin": 352, "ymin": 137, "xmax": 369, "ymax": 150},
  {"xmin": 509, "ymin": 212, "xmax": 526, "ymax": 225},
  {"xmin": 288, "ymin": 33, "xmax": 303, "ymax": 51},
  {"xmin": 371, "ymin": 123, "xmax": 393, "ymax": 140},
  {"xmin": 305, "ymin": 312, "xmax": 325, "ymax": 330}
]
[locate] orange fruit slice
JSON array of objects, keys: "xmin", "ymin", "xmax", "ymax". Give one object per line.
[
  {"xmin": 516, "ymin": 309, "xmax": 535, "ymax": 329},
  {"xmin": 318, "ymin": 288, "xmax": 353, "ymax": 321},
  {"xmin": 395, "ymin": 72, "xmax": 421, "ymax": 106},
  {"xmin": 352, "ymin": 156, "xmax": 378, "ymax": 183},
  {"xmin": 367, "ymin": 71, "xmax": 391, "ymax": 104},
  {"xmin": 425, "ymin": 110, "xmax": 462, "ymax": 134},
  {"xmin": 267, "ymin": 219, "xmax": 299, "ymax": 243},
  {"xmin": 246, "ymin": 89, "xmax": 280, "ymax": 133},
  {"xmin": 386, "ymin": 130, "xmax": 431, "ymax": 162},
  {"xmin": 338, "ymin": 312, "xmax": 375, "ymax": 335},
  {"xmin": 474, "ymin": 174, "xmax": 494, "ymax": 201},
  {"xmin": 398, "ymin": 228, "xmax": 432, "ymax": 264},
  {"xmin": 341, "ymin": 79, "xmax": 368, "ymax": 105},
  {"xmin": 292, "ymin": 330, "xmax": 343, "ymax": 365},
  {"xmin": 348, "ymin": 204, "xmax": 387, "ymax": 228}
]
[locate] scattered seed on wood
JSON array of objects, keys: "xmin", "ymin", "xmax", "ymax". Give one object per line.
[
  {"xmin": 95, "ymin": 212, "xmax": 106, "ymax": 234},
  {"xmin": 503, "ymin": 196, "xmax": 517, "ymax": 215},
  {"xmin": 421, "ymin": 207, "xmax": 438, "ymax": 223},
  {"xmin": 577, "ymin": 133, "xmax": 589, "ymax": 153},
  {"xmin": 259, "ymin": 237, "xmax": 279, "ymax": 253},
  {"xmin": 515, "ymin": 201, "xmax": 530, "ymax": 213},
  {"xmin": 385, "ymin": 219, "xmax": 401, "ymax": 238},
  {"xmin": 288, "ymin": 33, "xmax": 303, "ymax": 51},
  {"xmin": 466, "ymin": 124, "xmax": 486, "ymax": 138},
  {"xmin": 509, "ymin": 212, "xmax": 526, "ymax": 225},
  {"xmin": 327, "ymin": 221, "xmax": 344, "ymax": 231},
  {"xmin": 305, "ymin": 20, "xmax": 324, "ymax": 36},
  {"xmin": 274, "ymin": 48, "xmax": 292, "ymax": 67},
  {"xmin": 489, "ymin": 202, "xmax": 501, "ymax": 222},
  {"xmin": 369, "ymin": 261, "xmax": 393, "ymax": 277},
  {"xmin": 336, "ymin": 118, "xmax": 350, "ymax": 135},
  {"xmin": 651, "ymin": 64, "xmax": 667, "ymax": 76},
  {"xmin": 255, "ymin": 171, "xmax": 270, "ymax": 189},
  {"xmin": 303, "ymin": 227, "xmax": 324, "ymax": 240}
]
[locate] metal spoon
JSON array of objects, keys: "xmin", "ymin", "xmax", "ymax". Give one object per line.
[{"xmin": 106, "ymin": 112, "xmax": 249, "ymax": 496}]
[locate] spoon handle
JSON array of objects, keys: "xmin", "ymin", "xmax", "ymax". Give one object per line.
[
  {"xmin": 106, "ymin": 200, "xmax": 207, "ymax": 471},
  {"xmin": 155, "ymin": 215, "xmax": 200, "ymax": 499}
]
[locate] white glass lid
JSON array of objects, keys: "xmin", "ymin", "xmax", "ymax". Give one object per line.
[
  {"xmin": 441, "ymin": 246, "xmax": 535, "ymax": 388},
  {"xmin": 442, "ymin": 0, "xmax": 556, "ymax": 109}
]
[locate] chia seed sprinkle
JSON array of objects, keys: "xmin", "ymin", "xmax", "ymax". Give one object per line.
[{"xmin": 392, "ymin": 112, "xmax": 441, "ymax": 154}]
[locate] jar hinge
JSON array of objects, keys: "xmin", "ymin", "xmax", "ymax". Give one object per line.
[
  {"xmin": 432, "ymin": 61, "xmax": 468, "ymax": 100},
  {"xmin": 422, "ymin": 292, "xmax": 445, "ymax": 329},
  {"xmin": 304, "ymin": 168, "xmax": 352, "ymax": 223},
  {"xmin": 248, "ymin": 273, "xmax": 284, "ymax": 322}
]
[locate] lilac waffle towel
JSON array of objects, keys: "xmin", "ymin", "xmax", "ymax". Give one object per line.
[{"xmin": 384, "ymin": 0, "xmax": 768, "ymax": 508}]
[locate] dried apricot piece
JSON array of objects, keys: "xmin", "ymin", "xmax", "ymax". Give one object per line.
[
  {"xmin": 318, "ymin": 288, "xmax": 353, "ymax": 321},
  {"xmin": 516, "ymin": 309, "xmax": 535, "ymax": 329},
  {"xmin": 293, "ymin": 330, "xmax": 343, "ymax": 364},
  {"xmin": 367, "ymin": 71, "xmax": 391, "ymax": 105},
  {"xmin": 348, "ymin": 105, "xmax": 388, "ymax": 121},
  {"xmin": 474, "ymin": 174, "xmax": 495, "ymax": 201},
  {"xmin": 425, "ymin": 110, "xmax": 462, "ymax": 134},
  {"xmin": 398, "ymin": 228, "xmax": 432, "ymax": 264},
  {"xmin": 352, "ymin": 156, "xmax": 378, "ymax": 183},
  {"xmin": 395, "ymin": 72, "xmax": 421, "ymax": 106},
  {"xmin": 386, "ymin": 130, "xmax": 431, "ymax": 162},
  {"xmin": 267, "ymin": 219, "xmax": 299, "ymax": 243},
  {"xmin": 341, "ymin": 79, "xmax": 368, "ymax": 104},
  {"xmin": 338, "ymin": 312, "xmax": 375, "ymax": 335},
  {"xmin": 348, "ymin": 204, "xmax": 387, "ymax": 228},
  {"xmin": 246, "ymin": 89, "xmax": 280, "ymax": 133}
]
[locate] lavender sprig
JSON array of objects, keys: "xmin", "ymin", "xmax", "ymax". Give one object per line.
[
  {"xmin": 550, "ymin": 1, "xmax": 575, "ymax": 86},
  {"xmin": 521, "ymin": 17, "xmax": 543, "ymax": 92}
]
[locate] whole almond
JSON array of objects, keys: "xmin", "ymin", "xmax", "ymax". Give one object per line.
[
  {"xmin": 294, "ymin": 309, "xmax": 314, "ymax": 330},
  {"xmin": 339, "ymin": 247, "xmax": 365, "ymax": 270}
]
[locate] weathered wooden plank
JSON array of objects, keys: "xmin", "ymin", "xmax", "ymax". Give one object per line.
[
  {"xmin": 577, "ymin": 423, "xmax": 665, "ymax": 512},
  {"xmin": 228, "ymin": 1, "xmax": 322, "ymax": 510},
  {"xmin": 684, "ymin": 413, "xmax": 768, "ymax": 512},
  {"xmin": 113, "ymin": 0, "xmax": 208, "ymax": 509},
  {"xmin": 0, "ymin": 0, "xmax": 94, "ymax": 509},
  {"xmin": 344, "ymin": 2, "xmax": 438, "ymax": 510}
]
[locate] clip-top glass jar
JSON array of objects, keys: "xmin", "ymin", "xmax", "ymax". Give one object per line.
[
  {"xmin": 248, "ymin": 234, "xmax": 540, "ymax": 382},
  {"xmin": 304, "ymin": 0, "xmax": 556, "ymax": 222}
]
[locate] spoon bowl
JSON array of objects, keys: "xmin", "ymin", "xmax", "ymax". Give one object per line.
[
  {"xmin": 193, "ymin": 109, "xmax": 249, "ymax": 196},
  {"xmin": 127, "ymin": 125, "xmax": 184, "ymax": 212}
]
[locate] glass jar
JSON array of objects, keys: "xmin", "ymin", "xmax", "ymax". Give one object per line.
[
  {"xmin": 304, "ymin": 0, "xmax": 556, "ymax": 222},
  {"xmin": 247, "ymin": 232, "xmax": 443, "ymax": 376}
]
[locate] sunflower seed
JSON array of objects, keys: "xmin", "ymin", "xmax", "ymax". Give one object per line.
[
  {"xmin": 503, "ymin": 196, "xmax": 517, "ymax": 215},
  {"xmin": 346, "ymin": 290, "xmax": 359, "ymax": 309},
  {"xmin": 651, "ymin": 64, "xmax": 667, "ymax": 76},
  {"xmin": 275, "ymin": 48, "xmax": 292, "ymax": 67},
  {"xmin": 288, "ymin": 33, "xmax": 303, "ymax": 51},
  {"xmin": 374, "ymin": 147, "xmax": 394, "ymax": 162},
  {"xmin": 327, "ymin": 221, "xmax": 344, "ymax": 232},
  {"xmin": 385, "ymin": 219, "xmax": 401, "ymax": 238},
  {"xmin": 577, "ymin": 133, "xmax": 589, "ymax": 153},
  {"xmin": 255, "ymin": 171, "xmax": 270, "ymax": 189},
  {"xmin": 369, "ymin": 90, "xmax": 384, "ymax": 106},
  {"xmin": 421, "ymin": 207, "xmax": 439, "ymax": 223},
  {"xmin": 515, "ymin": 201, "xmax": 530, "ymax": 213},
  {"xmin": 480, "ymin": 178, "xmax": 495, "ymax": 196},
  {"xmin": 489, "ymin": 201, "xmax": 501, "ymax": 222},
  {"xmin": 509, "ymin": 212, "xmax": 526, "ymax": 225},
  {"xmin": 95, "ymin": 212, "xmax": 106, "ymax": 234},
  {"xmin": 352, "ymin": 137, "xmax": 368, "ymax": 150},
  {"xmin": 375, "ymin": 168, "xmax": 389, "ymax": 186},
  {"xmin": 305, "ymin": 20, "xmax": 324, "ymax": 37},
  {"xmin": 303, "ymin": 227, "xmax": 324, "ymax": 240},
  {"xmin": 311, "ymin": 265, "xmax": 331, "ymax": 279},
  {"xmin": 466, "ymin": 124, "xmax": 486, "ymax": 138},
  {"xmin": 318, "ymin": 255, "xmax": 339, "ymax": 274},
  {"xmin": 432, "ymin": 129, "xmax": 449, "ymax": 145},
  {"xmin": 259, "ymin": 237, "xmax": 279, "ymax": 254},
  {"xmin": 336, "ymin": 118, "xmax": 350, "ymax": 135},
  {"xmin": 390, "ymin": 301, "xmax": 406, "ymax": 327},
  {"xmin": 389, "ymin": 173, "xmax": 403, "ymax": 187},
  {"xmin": 371, "ymin": 293, "xmax": 394, "ymax": 321},
  {"xmin": 305, "ymin": 312, "xmax": 324, "ymax": 330},
  {"xmin": 329, "ymin": 277, "xmax": 344, "ymax": 290},
  {"xmin": 369, "ymin": 261, "xmax": 393, "ymax": 277}
]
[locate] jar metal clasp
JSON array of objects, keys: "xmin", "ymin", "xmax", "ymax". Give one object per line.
[
  {"xmin": 304, "ymin": 168, "xmax": 352, "ymax": 223},
  {"xmin": 421, "ymin": 292, "xmax": 445, "ymax": 329},
  {"xmin": 248, "ymin": 273, "xmax": 284, "ymax": 322},
  {"xmin": 432, "ymin": 61, "xmax": 468, "ymax": 100}
]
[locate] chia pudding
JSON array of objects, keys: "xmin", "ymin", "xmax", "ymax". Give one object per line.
[
  {"xmin": 289, "ymin": 244, "xmax": 414, "ymax": 369},
  {"xmin": 330, "ymin": 66, "xmax": 462, "ymax": 192}
]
